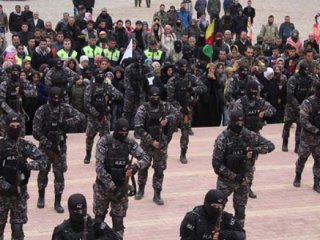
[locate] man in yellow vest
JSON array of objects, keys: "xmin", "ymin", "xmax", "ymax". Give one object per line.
[
  {"xmin": 81, "ymin": 34, "xmax": 103, "ymax": 70},
  {"xmin": 16, "ymin": 44, "xmax": 31, "ymax": 66},
  {"xmin": 103, "ymin": 36, "xmax": 121, "ymax": 67},
  {"xmin": 56, "ymin": 38, "xmax": 78, "ymax": 61},
  {"xmin": 143, "ymin": 39, "xmax": 164, "ymax": 64}
]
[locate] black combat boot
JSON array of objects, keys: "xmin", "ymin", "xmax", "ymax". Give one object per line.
[
  {"xmin": 37, "ymin": 189, "xmax": 45, "ymax": 208},
  {"xmin": 313, "ymin": 177, "xmax": 320, "ymax": 193},
  {"xmin": 248, "ymin": 187, "xmax": 257, "ymax": 199},
  {"xmin": 293, "ymin": 172, "xmax": 302, "ymax": 187},
  {"xmin": 153, "ymin": 190, "xmax": 164, "ymax": 205},
  {"xmin": 282, "ymin": 138, "xmax": 288, "ymax": 152},
  {"xmin": 112, "ymin": 217, "xmax": 124, "ymax": 240},
  {"xmin": 180, "ymin": 149, "xmax": 188, "ymax": 164},
  {"xmin": 84, "ymin": 149, "xmax": 91, "ymax": 164},
  {"xmin": 11, "ymin": 224, "xmax": 24, "ymax": 240},
  {"xmin": 54, "ymin": 194, "xmax": 64, "ymax": 213},
  {"xmin": 134, "ymin": 185, "xmax": 145, "ymax": 200}
]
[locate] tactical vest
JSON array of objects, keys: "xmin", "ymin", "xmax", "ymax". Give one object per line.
[
  {"xmin": 104, "ymin": 135, "xmax": 130, "ymax": 186},
  {"xmin": 5, "ymin": 79, "xmax": 21, "ymax": 112},
  {"xmin": 235, "ymin": 78, "xmax": 248, "ymax": 99},
  {"xmin": 224, "ymin": 131, "xmax": 248, "ymax": 175},
  {"xmin": 174, "ymin": 76, "xmax": 191, "ymax": 105},
  {"xmin": 50, "ymin": 69, "xmax": 69, "ymax": 90},
  {"xmin": 241, "ymin": 97, "xmax": 261, "ymax": 132},
  {"xmin": 294, "ymin": 76, "xmax": 313, "ymax": 104},
  {"xmin": 144, "ymin": 102, "xmax": 164, "ymax": 140},
  {"xmin": 58, "ymin": 219, "xmax": 95, "ymax": 240},
  {"xmin": 310, "ymin": 97, "xmax": 320, "ymax": 129},
  {"xmin": 0, "ymin": 139, "xmax": 30, "ymax": 186},
  {"xmin": 43, "ymin": 105, "xmax": 66, "ymax": 144},
  {"xmin": 16, "ymin": 55, "xmax": 31, "ymax": 66},
  {"xmin": 91, "ymin": 82, "xmax": 109, "ymax": 114}
]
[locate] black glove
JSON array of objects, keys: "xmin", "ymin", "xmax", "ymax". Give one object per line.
[
  {"xmin": 44, "ymin": 140, "xmax": 53, "ymax": 149},
  {"xmin": 128, "ymin": 163, "xmax": 139, "ymax": 175},
  {"xmin": 6, "ymin": 185, "xmax": 18, "ymax": 196},
  {"xmin": 112, "ymin": 188, "xmax": 125, "ymax": 200},
  {"xmin": 18, "ymin": 161, "xmax": 28, "ymax": 172},
  {"xmin": 59, "ymin": 121, "xmax": 69, "ymax": 132},
  {"xmin": 234, "ymin": 175, "xmax": 244, "ymax": 184},
  {"xmin": 180, "ymin": 107, "xmax": 189, "ymax": 115}
]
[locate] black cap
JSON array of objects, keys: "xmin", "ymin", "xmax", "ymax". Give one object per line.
[
  {"xmin": 94, "ymin": 68, "xmax": 104, "ymax": 76},
  {"xmin": 68, "ymin": 193, "xmax": 87, "ymax": 212},
  {"xmin": 149, "ymin": 86, "xmax": 161, "ymax": 97},
  {"xmin": 11, "ymin": 64, "xmax": 21, "ymax": 72},
  {"xmin": 5, "ymin": 113, "xmax": 22, "ymax": 126},
  {"xmin": 229, "ymin": 109, "xmax": 244, "ymax": 123},
  {"xmin": 204, "ymin": 189, "xmax": 226, "ymax": 205},
  {"xmin": 115, "ymin": 118, "xmax": 129, "ymax": 132},
  {"xmin": 49, "ymin": 87, "xmax": 62, "ymax": 99},
  {"xmin": 246, "ymin": 80, "xmax": 259, "ymax": 92}
]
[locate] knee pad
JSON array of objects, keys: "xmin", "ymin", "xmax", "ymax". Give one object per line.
[
  {"xmin": 11, "ymin": 224, "xmax": 24, "ymax": 240},
  {"xmin": 154, "ymin": 167, "xmax": 164, "ymax": 178}
]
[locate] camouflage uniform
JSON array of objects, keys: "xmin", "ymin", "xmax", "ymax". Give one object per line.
[
  {"xmin": 0, "ymin": 137, "xmax": 47, "ymax": 240},
  {"xmin": 282, "ymin": 73, "xmax": 314, "ymax": 152},
  {"xmin": 122, "ymin": 62, "xmax": 152, "ymax": 123},
  {"xmin": 44, "ymin": 66, "xmax": 78, "ymax": 103},
  {"xmin": 84, "ymin": 80, "xmax": 122, "ymax": 163},
  {"xmin": 232, "ymin": 95, "xmax": 276, "ymax": 197},
  {"xmin": 293, "ymin": 94, "xmax": 320, "ymax": 192},
  {"xmin": 33, "ymin": 101, "xmax": 84, "ymax": 213},
  {"xmin": 212, "ymin": 128, "xmax": 274, "ymax": 226},
  {"xmin": 0, "ymin": 77, "xmax": 37, "ymax": 137},
  {"xmin": 93, "ymin": 133, "xmax": 150, "ymax": 237},
  {"xmin": 167, "ymin": 72, "xmax": 206, "ymax": 163},
  {"xmin": 134, "ymin": 100, "xmax": 181, "ymax": 203}
]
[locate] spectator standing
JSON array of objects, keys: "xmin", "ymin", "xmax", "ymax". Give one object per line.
[
  {"xmin": 243, "ymin": 0, "xmax": 255, "ymax": 24},
  {"xmin": 207, "ymin": 0, "xmax": 221, "ymax": 22},
  {"xmin": 194, "ymin": 0, "xmax": 207, "ymax": 19},
  {"xmin": 279, "ymin": 16, "xmax": 295, "ymax": 44},
  {"xmin": 9, "ymin": 5, "xmax": 24, "ymax": 35}
]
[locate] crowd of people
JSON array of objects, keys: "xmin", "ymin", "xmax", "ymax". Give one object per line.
[{"xmin": 0, "ymin": 0, "xmax": 320, "ymax": 239}]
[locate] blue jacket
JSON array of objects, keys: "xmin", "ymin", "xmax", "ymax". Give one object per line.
[
  {"xmin": 279, "ymin": 23, "xmax": 295, "ymax": 41},
  {"xmin": 176, "ymin": 9, "xmax": 192, "ymax": 30},
  {"xmin": 195, "ymin": 0, "xmax": 207, "ymax": 14}
]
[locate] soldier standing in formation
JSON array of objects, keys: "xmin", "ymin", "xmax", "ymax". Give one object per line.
[
  {"xmin": 167, "ymin": 59, "xmax": 207, "ymax": 164},
  {"xmin": 180, "ymin": 189, "xmax": 246, "ymax": 240},
  {"xmin": 93, "ymin": 118, "xmax": 150, "ymax": 239},
  {"xmin": 212, "ymin": 110, "xmax": 275, "ymax": 227},
  {"xmin": 122, "ymin": 56, "xmax": 152, "ymax": 124},
  {"xmin": 83, "ymin": 68, "xmax": 122, "ymax": 164},
  {"xmin": 33, "ymin": 87, "xmax": 85, "ymax": 213},
  {"xmin": 0, "ymin": 113, "xmax": 47, "ymax": 240},
  {"xmin": 282, "ymin": 62, "xmax": 314, "ymax": 153},
  {"xmin": 134, "ymin": 86, "xmax": 181, "ymax": 205},
  {"xmin": 231, "ymin": 80, "xmax": 276, "ymax": 198},
  {"xmin": 52, "ymin": 193, "xmax": 120, "ymax": 240},
  {"xmin": 0, "ymin": 64, "xmax": 37, "ymax": 137},
  {"xmin": 293, "ymin": 79, "xmax": 320, "ymax": 192}
]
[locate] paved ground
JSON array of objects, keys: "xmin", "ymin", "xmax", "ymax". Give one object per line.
[{"xmin": 3, "ymin": 124, "xmax": 320, "ymax": 239}]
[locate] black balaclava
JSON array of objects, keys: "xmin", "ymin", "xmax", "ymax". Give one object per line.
[
  {"xmin": 203, "ymin": 189, "xmax": 226, "ymax": 222},
  {"xmin": 94, "ymin": 68, "xmax": 105, "ymax": 83},
  {"xmin": 48, "ymin": 87, "xmax": 62, "ymax": 107},
  {"xmin": 5, "ymin": 113, "xmax": 22, "ymax": 141},
  {"xmin": 299, "ymin": 62, "xmax": 310, "ymax": 77},
  {"xmin": 113, "ymin": 118, "xmax": 129, "ymax": 142},
  {"xmin": 228, "ymin": 110, "xmax": 244, "ymax": 134},
  {"xmin": 149, "ymin": 86, "xmax": 161, "ymax": 107},
  {"xmin": 238, "ymin": 64, "xmax": 249, "ymax": 79},
  {"xmin": 178, "ymin": 59, "xmax": 188, "ymax": 76},
  {"xmin": 68, "ymin": 193, "xmax": 87, "ymax": 231},
  {"xmin": 55, "ymin": 59, "xmax": 63, "ymax": 69},
  {"xmin": 246, "ymin": 80, "xmax": 259, "ymax": 101},
  {"xmin": 11, "ymin": 64, "xmax": 21, "ymax": 81}
]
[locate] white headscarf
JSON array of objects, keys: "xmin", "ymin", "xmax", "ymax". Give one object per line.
[{"xmin": 264, "ymin": 67, "xmax": 274, "ymax": 79}]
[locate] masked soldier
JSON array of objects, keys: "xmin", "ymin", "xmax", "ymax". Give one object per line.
[
  {"xmin": 45, "ymin": 59, "xmax": 79, "ymax": 103},
  {"xmin": 225, "ymin": 63, "xmax": 256, "ymax": 107},
  {"xmin": 52, "ymin": 193, "xmax": 120, "ymax": 240},
  {"xmin": 282, "ymin": 62, "xmax": 314, "ymax": 153},
  {"xmin": 293, "ymin": 78, "xmax": 320, "ymax": 192},
  {"xmin": 180, "ymin": 189, "xmax": 246, "ymax": 240},
  {"xmin": 0, "ymin": 113, "xmax": 47, "ymax": 240},
  {"xmin": 93, "ymin": 118, "xmax": 150, "ymax": 239},
  {"xmin": 33, "ymin": 87, "xmax": 85, "ymax": 213},
  {"xmin": 167, "ymin": 59, "xmax": 207, "ymax": 164},
  {"xmin": 231, "ymin": 80, "xmax": 276, "ymax": 198},
  {"xmin": 134, "ymin": 86, "xmax": 181, "ymax": 205},
  {"xmin": 0, "ymin": 64, "xmax": 37, "ymax": 137},
  {"xmin": 83, "ymin": 68, "xmax": 123, "ymax": 164},
  {"xmin": 122, "ymin": 55, "xmax": 152, "ymax": 123},
  {"xmin": 212, "ymin": 110, "xmax": 275, "ymax": 226}
]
